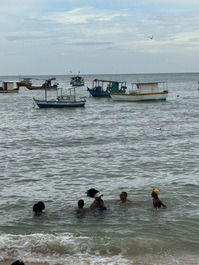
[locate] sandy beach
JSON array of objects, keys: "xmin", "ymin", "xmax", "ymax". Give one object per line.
[{"xmin": 0, "ymin": 260, "xmax": 49, "ymax": 265}]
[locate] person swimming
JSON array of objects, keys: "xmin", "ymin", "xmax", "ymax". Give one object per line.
[
  {"xmin": 78, "ymin": 199, "xmax": 85, "ymax": 209},
  {"xmin": 91, "ymin": 192, "xmax": 107, "ymax": 211},
  {"xmin": 119, "ymin": 191, "xmax": 130, "ymax": 203},
  {"xmin": 86, "ymin": 189, "xmax": 107, "ymax": 211},
  {"xmin": 151, "ymin": 188, "xmax": 167, "ymax": 209},
  {"xmin": 76, "ymin": 200, "xmax": 90, "ymax": 216},
  {"xmin": 33, "ymin": 201, "xmax": 45, "ymax": 216}
]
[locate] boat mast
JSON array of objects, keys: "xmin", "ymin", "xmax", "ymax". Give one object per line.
[{"xmin": 45, "ymin": 87, "xmax": 47, "ymax": 101}]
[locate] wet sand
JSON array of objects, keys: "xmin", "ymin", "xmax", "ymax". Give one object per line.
[{"xmin": 0, "ymin": 260, "xmax": 49, "ymax": 265}]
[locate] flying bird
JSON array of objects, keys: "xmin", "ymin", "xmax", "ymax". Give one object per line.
[{"xmin": 148, "ymin": 34, "xmax": 154, "ymax": 40}]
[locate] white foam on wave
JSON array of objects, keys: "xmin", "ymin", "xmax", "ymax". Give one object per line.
[
  {"xmin": 0, "ymin": 233, "xmax": 198, "ymax": 265},
  {"xmin": 0, "ymin": 233, "xmax": 130, "ymax": 263}
]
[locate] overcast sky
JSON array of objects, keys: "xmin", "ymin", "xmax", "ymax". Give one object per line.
[{"xmin": 0, "ymin": 0, "xmax": 199, "ymax": 75}]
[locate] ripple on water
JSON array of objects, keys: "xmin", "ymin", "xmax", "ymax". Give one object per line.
[{"xmin": 0, "ymin": 74, "xmax": 199, "ymax": 263}]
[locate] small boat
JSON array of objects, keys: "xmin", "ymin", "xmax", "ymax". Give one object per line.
[
  {"xmin": 17, "ymin": 77, "xmax": 32, "ymax": 88},
  {"xmin": 110, "ymin": 81, "xmax": 168, "ymax": 101},
  {"xmin": 0, "ymin": 81, "xmax": 19, "ymax": 93},
  {"xmin": 87, "ymin": 79, "xmax": 127, "ymax": 97},
  {"xmin": 27, "ymin": 78, "xmax": 59, "ymax": 90},
  {"xmin": 33, "ymin": 86, "xmax": 86, "ymax": 108},
  {"xmin": 70, "ymin": 75, "xmax": 84, "ymax": 87}
]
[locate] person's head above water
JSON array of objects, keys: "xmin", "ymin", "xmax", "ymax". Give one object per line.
[
  {"xmin": 151, "ymin": 188, "xmax": 160, "ymax": 198},
  {"xmin": 120, "ymin": 191, "xmax": 128, "ymax": 202},
  {"xmin": 11, "ymin": 261, "xmax": 25, "ymax": 265},
  {"xmin": 33, "ymin": 201, "xmax": 45, "ymax": 216},
  {"xmin": 78, "ymin": 199, "xmax": 84, "ymax": 209}
]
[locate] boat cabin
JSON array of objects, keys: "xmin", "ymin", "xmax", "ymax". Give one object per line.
[
  {"xmin": 92, "ymin": 79, "xmax": 127, "ymax": 93},
  {"xmin": 70, "ymin": 75, "xmax": 84, "ymax": 86},
  {"xmin": 131, "ymin": 82, "xmax": 167, "ymax": 94},
  {"xmin": 17, "ymin": 77, "xmax": 32, "ymax": 88},
  {"xmin": 0, "ymin": 81, "xmax": 19, "ymax": 92},
  {"xmin": 23, "ymin": 77, "xmax": 32, "ymax": 82}
]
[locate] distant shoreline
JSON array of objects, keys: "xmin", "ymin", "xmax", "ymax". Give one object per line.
[{"xmin": 0, "ymin": 71, "xmax": 199, "ymax": 77}]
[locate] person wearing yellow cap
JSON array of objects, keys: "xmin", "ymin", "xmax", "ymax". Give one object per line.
[{"xmin": 151, "ymin": 188, "xmax": 167, "ymax": 209}]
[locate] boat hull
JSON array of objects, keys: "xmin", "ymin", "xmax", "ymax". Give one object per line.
[
  {"xmin": 88, "ymin": 89, "xmax": 110, "ymax": 97},
  {"xmin": 28, "ymin": 86, "xmax": 57, "ymax": 90},
  {"xmin": 70, "ymin": 82, "xmax": 84, "ymax": 87},
  {"xmin": 34, "ymin": 99, "xmax": 85, "ymax": 108},
  {"xmin": 110, "ymin": 91, "xmax": 168, "ymax": 101},
  {"xmin": 0, "ymin": 88, "xmax": 19, "ymax": 93}
]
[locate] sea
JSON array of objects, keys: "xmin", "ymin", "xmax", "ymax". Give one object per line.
[{"xmin": 0, "ymin": 73, "xmax": 199, "ymax": 265}]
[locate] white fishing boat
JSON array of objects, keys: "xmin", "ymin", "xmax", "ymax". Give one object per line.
[
  {"xmin": 0, "ymin": 81, "xmax": 19, "ymax": 93},
  {"xmin": 110, "ymin": 82, "xmax": 168, "ymax": 101}
]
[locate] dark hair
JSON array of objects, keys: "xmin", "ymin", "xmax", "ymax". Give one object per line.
[
  {"xmin": 33, "ymin": 201, "xmax": 45, "ymax": 215},
  {"xmin": 11, "ymin": 261, "xmax": 25, "ymax": 265},
  {"xmin": 86, "ymin": 188, "xmax": 99, "ymax": 198},
  {"xmin": 78, "ymin": 199, "xmax": 84, "ymax": 208},
  {"xmin": 121, "ymin": 192, "xmax": 128, "ymax": 197}
]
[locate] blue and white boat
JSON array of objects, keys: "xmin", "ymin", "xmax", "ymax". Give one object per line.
[
  {"xmin": 87, "ymin": 79, "xmax": 127, "ymax": 97},
  {"xmin": 33, "ymin": 87, "xmax": 86, "ymax": 108}
]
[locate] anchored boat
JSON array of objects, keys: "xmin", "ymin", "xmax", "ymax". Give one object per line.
[
  {"xmin": 0, "ymin": 81, "xmax": 20, "ymax": 93},
  {"xmin": 110, "ymin": 81, "xmax": 168, "ymax": 101},
  {"xmin": 33, "ymin": 86, "xmax": 86, "ymax": 108},
  {"xmin": 17, "ymin": 77, "xmax": 32, "ymax": 88},
  {"xmin": 87, "ymin": 79, "xmax": 127, "ymax": 97},
  {"xmin": 28, "ymin": 78, "xmax": 59, "ymax": 90},
  {"xmin": 70, "ymin": 75, "xmax": 84, "ymax": 87}
]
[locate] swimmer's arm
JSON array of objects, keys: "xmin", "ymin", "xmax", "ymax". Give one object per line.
[
  {"xmin": 160, "ymin": 201, "xmax": 167, "ymax": 208},
  {"xmin": 90, "ymin": 200, "xmax": 97, "ymax": 210}
]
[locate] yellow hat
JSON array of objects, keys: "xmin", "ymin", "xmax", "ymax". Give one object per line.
[{"xmin": 153, "ymin": 188, "xmax": 160, "ymax": 195}]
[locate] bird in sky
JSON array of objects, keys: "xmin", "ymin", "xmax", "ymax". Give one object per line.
[{"xmin": 148, "ymin": 34, "xmax": 153, "ymax": 40}]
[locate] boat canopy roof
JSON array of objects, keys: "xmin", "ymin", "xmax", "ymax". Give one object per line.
[
  {"xmin": 22, "ymin": 77, "xmax": 32, "ymax": 81},
  {"xmin": 132, "ymin": 81, "xmax": 166, "ymax": 85},
  {"xmin": 93, "ymin": 79, "xmax": 126, "ymax": 84},
  {"xmin": 1, "ymin": 81, "xmax": 19, "ymax": 83}
]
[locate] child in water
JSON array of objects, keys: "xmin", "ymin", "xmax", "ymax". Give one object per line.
[
  {"xmin": 151, "ymin": 188, "xmax": 167, "ymax": 209},
  {"xmin": 33, "ymin": 201, "xmax": 45, "ymax": 216},
  {"xmin": 76, "ymin": 199, "xmax": 89, "ymax": 213},
  {"xmin": 119, "ymin": 191, "xmax": 131, "ymax": 203}
]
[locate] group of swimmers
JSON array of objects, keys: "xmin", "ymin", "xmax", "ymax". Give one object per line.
[
  {"xmin": 11, "ymin": 189, "xmax": 166, "ymax": 265},
  {"xmin": 33, "ymin": 188, "xmax": 167, "ymax": 217}
]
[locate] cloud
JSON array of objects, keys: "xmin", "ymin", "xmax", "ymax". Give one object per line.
[
  {"xmin": 1, "ymin": 1, "xmax": 199, "ymax": 74},
  {"xmin": 6, "ymin": 32, "xmax": 54, "ymax": 41},
  {"xmin": 64, "ymin": 41, "xmax": 113, "ymax": 46},
  {"xmin": 139, "ymin": 0, "xmax": 199, "ymax": 4},
  {"xmin": 121, "ymin": 29, "xmax": 199, "ymax": 54},
  {"xmin": 43, "ymin": 7, "xmax": 128, "ymax": 25}
]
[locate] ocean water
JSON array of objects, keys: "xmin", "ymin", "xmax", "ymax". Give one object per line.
[{"xmin": 0, "ymin": 73, "xmax": 199, "ymax": 265}]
